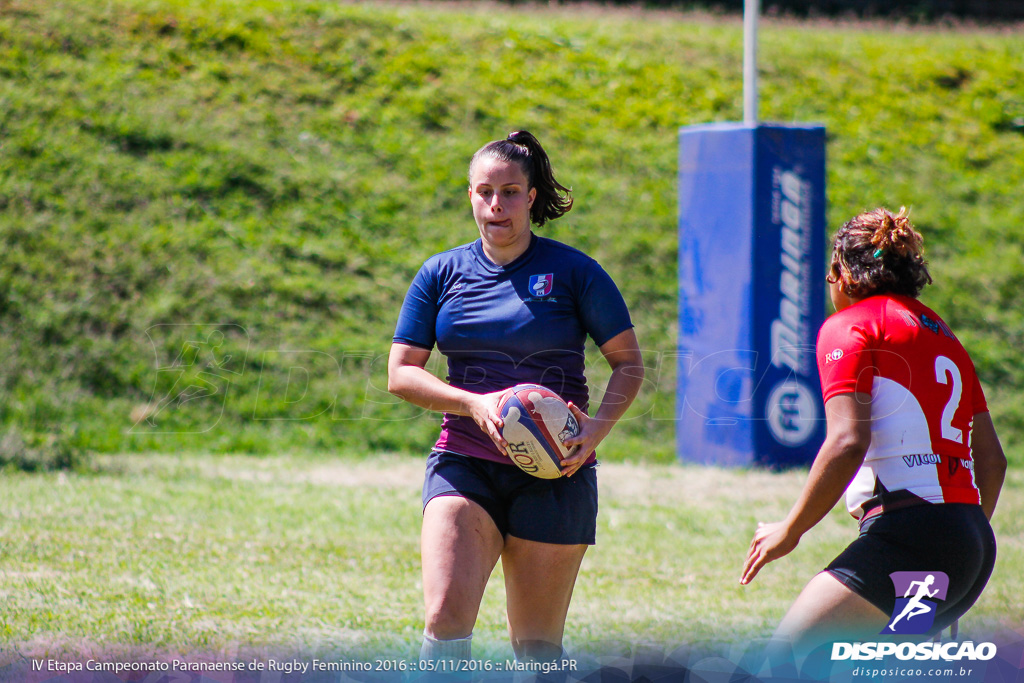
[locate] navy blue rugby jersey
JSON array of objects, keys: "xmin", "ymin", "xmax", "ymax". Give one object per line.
[{"xmin": 393, "ymin": 233, "xmax": 633, "ymax": 464}]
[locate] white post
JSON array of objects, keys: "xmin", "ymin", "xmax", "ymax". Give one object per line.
[{"xmin": 743, "ymin": 0, "xmax": 760, "ymax": 125}]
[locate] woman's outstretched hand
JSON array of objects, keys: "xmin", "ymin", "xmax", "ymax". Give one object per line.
[{"xmin": 741, "ymin": 521, "xmax": 801, "ymax": 585}]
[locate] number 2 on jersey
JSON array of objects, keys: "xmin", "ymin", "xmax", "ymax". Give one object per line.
[{"xmin": 935, "ymin": 355, "xmax": 963, "ymax": 444}]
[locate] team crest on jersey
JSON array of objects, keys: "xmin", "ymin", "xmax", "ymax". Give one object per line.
[{"xmin": 529, "ymin": 273, "xmax": 554, "ymax": 297}]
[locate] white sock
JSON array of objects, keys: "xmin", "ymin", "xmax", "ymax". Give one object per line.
[{"xmin": 420, "ymin": 632, "xmax": 472, "ymax": 662}]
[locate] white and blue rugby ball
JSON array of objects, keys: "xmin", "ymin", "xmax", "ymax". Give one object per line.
[{"xmin": 497, "ymin": 384, "xmax": 580, "ymax": 479}]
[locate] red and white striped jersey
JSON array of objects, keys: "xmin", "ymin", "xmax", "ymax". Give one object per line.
[{"xmin": 816, "ymin": 294, "xmax": 987, "ymax": 519}]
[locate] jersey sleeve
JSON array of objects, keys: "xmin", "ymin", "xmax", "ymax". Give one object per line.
[
  {"xmin": 576, "ymin": 261, "xmax": 633, "ymax": 347},
  {"xmin": 393, "ymin": 261, "xmax": 439, "ymax": 350},
  {"xmin": 816, "ymin": 312, "xmax": 876, "ymax": 402}
]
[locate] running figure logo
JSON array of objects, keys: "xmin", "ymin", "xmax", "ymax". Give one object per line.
[
  {"xmin": 132, "ymin": 324, "xmax": 249, "ymax": 433},
  {"xmin": 885, "ymin": 571, "xmax": 950, "ymax": 635}
]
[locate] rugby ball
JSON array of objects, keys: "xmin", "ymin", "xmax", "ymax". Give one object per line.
[{"xmin": 497, "ymin": 384, "xmax": 580, "ymax": 479}]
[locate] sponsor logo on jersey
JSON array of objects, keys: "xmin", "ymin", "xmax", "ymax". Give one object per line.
[
  {"xmin": 884, "ymin": 571, "xmax": 949, "ymax": 635},
  {"xmin": 529, "ymin": 273, "xmax": 554, "ymax": 297},
  {"xmin": 902, "ymin": 453, "xmax": 941, "ymax": 468},
  {"xmin": 898, "ymin": 310, "xmax": 919, "ymax": 327},
  {"xmin": 898, "ymin": 453, "xmax": 975, "ymax": 475},
  {"xmin": 919, "ymin": 312, "xmax": 955, "ymax": 339},
  {"xmin": 920, "ymin": 313, "xmax": 941, "ymax": 335},
  {"xmin": 948, "ymin": 456, "xmax": 974, "ymax": 475}
]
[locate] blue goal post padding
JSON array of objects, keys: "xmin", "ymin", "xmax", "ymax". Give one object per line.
[{"xmin": 677, "ymin": 123, "xmax": 827, "ymax": 468}]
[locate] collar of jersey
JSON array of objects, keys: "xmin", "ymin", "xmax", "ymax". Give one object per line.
[{"xmin": 471, "ymin": 233, "xmax": 539, "ymax": 273}]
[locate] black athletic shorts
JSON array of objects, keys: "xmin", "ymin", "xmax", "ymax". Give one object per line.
[
  {"xmin": 422, "ymin": 450, "xmax": 598, "ymax": 545},
  {"xmin": 825, "ymin": 503, "xmax": 996, "ymax": 635}
]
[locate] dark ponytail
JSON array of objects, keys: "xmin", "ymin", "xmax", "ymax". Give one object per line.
[{"xmin": 469, "ymin": 130, "xmax": 573, "ymax": 226}]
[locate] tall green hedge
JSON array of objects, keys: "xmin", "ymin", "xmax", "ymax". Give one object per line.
[{"xmin": 2, "ymin": 0, "xmax": 1022, "ymax": 466}]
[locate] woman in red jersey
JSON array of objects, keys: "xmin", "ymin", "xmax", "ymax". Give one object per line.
[{"xmin": 741, "ymin": 207, "xmax": 1006, "ymax": 655}]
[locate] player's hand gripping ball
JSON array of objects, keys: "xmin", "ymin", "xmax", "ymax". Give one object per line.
[{"xmin": 497, "ymin": 384, "xmax": 580, "ymax": 479}]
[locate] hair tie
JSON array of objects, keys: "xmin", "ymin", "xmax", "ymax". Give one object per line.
[{"xmin": 873, "ymin": 248, "xmax": 884, "ymax": 258}]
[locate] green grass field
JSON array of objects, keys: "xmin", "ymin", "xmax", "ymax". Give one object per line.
[{"xmin": 1, "ymin": 453, "xmax": 1022, "ymax": 663}]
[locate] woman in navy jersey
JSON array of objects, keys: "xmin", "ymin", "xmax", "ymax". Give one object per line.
[
  {"xmin": 388, "ymin": 131, "xmax": 644, "ymax": 664},
  {"xmin": 741, "ymin": 207, "xmax": 1006, "ymax": 657}
]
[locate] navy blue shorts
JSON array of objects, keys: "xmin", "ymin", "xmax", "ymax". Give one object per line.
[
  {"xmin": 825, "ymin": 503, "xmax": 996, "ymax": 635},
  {"xmin": 422, "ymin": 450, "xmax": 598, "ymax": 545}
]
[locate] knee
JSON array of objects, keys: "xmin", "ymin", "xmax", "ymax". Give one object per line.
[{"xmin": 424, "ymin": 599, "xmax": 475, "ymax": 640}]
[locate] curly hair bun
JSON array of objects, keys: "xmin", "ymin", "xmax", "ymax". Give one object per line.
[
  {"xmin": 829, "ymin": 206, "xmax": 932, "ymax": 299},
  {"xmin": 871, "ymin": 207, "xmax": 923, "ymax": 258}
]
